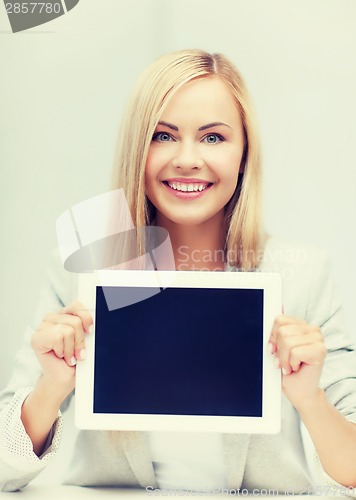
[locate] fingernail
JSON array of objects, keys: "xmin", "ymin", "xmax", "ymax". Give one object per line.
[
  {"xmin": 282, "ymin": 367, "xmax": 289, "ymax": 376},
  {"xmin": 88, "ymin": 325, "xmax": 94, "ymax": 334},
  {"xmin": 70, "ymin": 356, "xmax": 77, "ymax": 366},
  {"xmin": 274, "ymin": 357, "xmax": 280, "ymax": 369},
  {"xmin": 79, "ymin": 349, "xmax": 87, "ymax": 361},
  {"xmin": 267, "ymin": 343, "xmax": 273, "ymax": 354}
]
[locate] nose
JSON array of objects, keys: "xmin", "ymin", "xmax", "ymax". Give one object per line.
[{"xmin": 172, "ymin": 141, "xmax": 204, "ymax": 170}]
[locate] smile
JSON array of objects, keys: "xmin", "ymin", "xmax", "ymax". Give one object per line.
[{"xmin": 164, "ymin": 181, "xmax": 212, "ymax": 192}]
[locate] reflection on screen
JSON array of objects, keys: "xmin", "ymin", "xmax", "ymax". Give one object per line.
[{"xmin": 93, "ymin": 287, "xmax": 263, "ymax": 417}]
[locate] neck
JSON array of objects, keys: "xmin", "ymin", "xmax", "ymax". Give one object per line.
[{"xmin": 156, "ymin": 213, "xmax": 226, "ymax": 271}]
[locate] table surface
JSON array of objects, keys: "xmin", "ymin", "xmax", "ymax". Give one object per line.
[{"xmin": 0, "ymin": 485, "xmax": 349, "ymax": 498}]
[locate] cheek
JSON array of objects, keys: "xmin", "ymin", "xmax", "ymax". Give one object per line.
[
  {"xmin": 211, "ymin": 149, "xmax": 242, "ymax": 182},
  {"xmin": 144, "ymin": 156, "xmax": 155, "ymax": 194},
  {"xmin": 145, "ymin": 150, "xmax": 165, "ymax": 197},
  {"xmin": 145, "ymin": 161, "xmax": 159, "ymax": 185},
  {"xmin": 145, "ymin": 150, "xmax": 155, "ymax": 179},
  {"xmin": 145, "ymin": 146, "xmax": 172, "ymax": 175}
]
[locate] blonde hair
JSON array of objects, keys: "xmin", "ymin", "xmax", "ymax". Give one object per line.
[{"xmin": 111, "ymin": 49, "xmax": 263, "ymax": 270}]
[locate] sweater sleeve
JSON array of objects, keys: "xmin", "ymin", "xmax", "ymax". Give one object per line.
[
  {"xmin": 301, "ymin": 249, "xmax": 356, "ymax": 497},
  {"xmin": 0, "ymin": 387, "xmax": 63, "ymax": 492},
  {"xmin": 0, "ymin": 249, "xmax": 76, "ymax": 492}
]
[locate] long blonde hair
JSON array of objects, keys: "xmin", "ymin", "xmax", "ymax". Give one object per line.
[{"xmin": 111, "ymin": 49, "xmax": 263, "ymax": 270}]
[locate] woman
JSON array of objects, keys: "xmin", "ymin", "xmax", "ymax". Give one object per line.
[{"xmin": 1, "ymin": 49, "xmax": 356, "ymax": 495}]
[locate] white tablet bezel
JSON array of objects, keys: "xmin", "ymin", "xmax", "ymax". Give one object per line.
[{"xmin": 76, "ymin": 270, "xmax": 282, "ymax": 433}]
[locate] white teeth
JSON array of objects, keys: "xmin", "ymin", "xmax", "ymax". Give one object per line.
[{"xmin": 167, "ymin": 181, "xmax": 209, "ymax": 192}]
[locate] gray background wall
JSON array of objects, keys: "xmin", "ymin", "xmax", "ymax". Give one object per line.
[{"xmin": 1, "ymin": 0, "xmax": 356, "ymax": 480}]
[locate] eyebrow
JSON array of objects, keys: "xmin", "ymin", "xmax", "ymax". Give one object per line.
[
  {"xmin": 157, "ymin": 121, "xmax": 232, "ymax": 131},
  {"xmin": 157, "ymin": 121, "xmax": 179, "ymax": 131},
  {"xmin": 199, "ymin": 122, "xmax": 232, "ymax": 131}
]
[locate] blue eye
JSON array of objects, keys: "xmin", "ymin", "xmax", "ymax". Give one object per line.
[
  {"xmin": 203, "ymin": 133, "xmax": 224, "ymax": 144},
  {"xmin": 152, "ymin": 132, "xmax": 173, "ymax": 142}
]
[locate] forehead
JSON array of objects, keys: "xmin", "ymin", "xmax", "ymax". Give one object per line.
[{"xmin": 160, "ymin": 76, "xmax": 242, "ymax": 125}]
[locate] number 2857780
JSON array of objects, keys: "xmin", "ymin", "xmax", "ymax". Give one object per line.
[{"xmin": 5, "ymin": 2, "xmax": 62, "ymax": 14}]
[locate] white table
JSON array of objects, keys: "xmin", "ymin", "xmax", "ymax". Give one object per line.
[
  {"xmin": 0, "ymin": 485, "xmax": 349, "ymax": 498},
  {"xmin": 1, "ymin": 408, "xmax": 349, "ymax": 498}
]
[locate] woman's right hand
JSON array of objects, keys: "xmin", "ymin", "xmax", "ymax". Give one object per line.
[{"xmin": 31, "ymin": 300, "xmax": 93, "ymax": 400}]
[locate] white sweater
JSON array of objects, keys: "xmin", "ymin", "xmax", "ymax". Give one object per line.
[{"xmin": 1, "ymin": 237, "xmax": 356, "ymax": 495}]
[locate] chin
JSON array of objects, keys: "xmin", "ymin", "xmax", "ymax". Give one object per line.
[{"xmin": 166, "ymin": 213, "xmax": 218, "ymax": 227}]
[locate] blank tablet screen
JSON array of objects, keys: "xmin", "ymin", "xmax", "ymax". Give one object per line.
[{"xmin": 93, "ymin": 286, "xmax": 263, "ymax": 418}]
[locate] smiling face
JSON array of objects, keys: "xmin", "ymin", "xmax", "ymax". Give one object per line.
[{"xmin": 145, "ymin": 76, "xmax": 245, "ymax": 230}]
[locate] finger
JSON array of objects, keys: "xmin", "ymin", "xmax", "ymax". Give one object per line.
[
  {"xmin": 44, "ymin": 312, "xmax": 87, "ymax": 361},
  {"xmin": 63, "ymin": 314, "xmax": 86, "ymax": 363},
  {"xmin": 270, "ymin": 315, "xmax": 307, "ymax": 344},
  {"xmin": 276, "ymin": 330, "xmax": 322, "ymax": 374},
  {"xmin": 60, "ymin": 301, "xmax": 93, "ymax": 334},
  {"xmin": 269, "ymin": 315, "xmax": 308, "ymax": 353},
  {"xmin": 41, "ymin": 322, "xmax": 78, "ymax": 367},
  {"xmin": 61, "ymin": 323, "xmax": 77, "ymax": 366},
  {"xmin": 52, "ymin": 324, "xmax": 66, "ymax": 359},
  {"xmin": 33, "ymin": 323, "xmax": 68, "ymax": 361},
  {"xmin": 289, "ymin": 341, "xmax": 327, "ymax": 371}
]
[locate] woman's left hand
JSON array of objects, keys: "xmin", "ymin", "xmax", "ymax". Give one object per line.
[{"xmin": 269, "ymin": 314, "xmax": 327, "ymax": 412}]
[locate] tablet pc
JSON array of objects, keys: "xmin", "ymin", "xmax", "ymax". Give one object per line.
[{"xmin": 76, "ymin": 270, "xmax": 282, "ymax": 433}]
